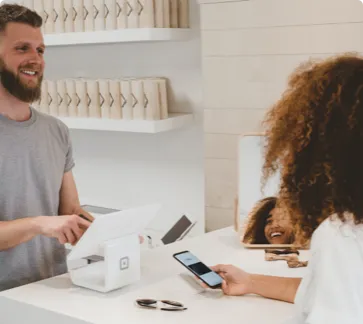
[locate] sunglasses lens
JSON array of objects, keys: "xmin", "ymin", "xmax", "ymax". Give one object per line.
[
  {"xmin": 161, "ymin": 300, "xmax": 184, "ymax": 307},
  {"xmin": 136, "ymin": 299, "xmax": 157, "ymax": 307},
  {"xmin": 160, "ymin": 307, "xmax": 187, "ymax": 311}
]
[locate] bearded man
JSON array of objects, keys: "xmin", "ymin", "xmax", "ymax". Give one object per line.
[{"xmin": 0, "ymin": 3, "xmax": 93, "ymax": 292}]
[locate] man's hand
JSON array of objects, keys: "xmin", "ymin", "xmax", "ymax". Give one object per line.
[{"xmin": 36, "ymin": 215, "xmax": 91, "ymax": 245}]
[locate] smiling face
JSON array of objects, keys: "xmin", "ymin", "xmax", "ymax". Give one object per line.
[
  {"xmin": 264, "ymin": 207, "xmax": 294, "ymax": 244},
  {"xmin": 0, "ymin": 22, "xmax": 45, "ymax": 102}
]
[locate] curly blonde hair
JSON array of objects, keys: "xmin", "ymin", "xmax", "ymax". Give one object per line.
[{"xmin": 262, "ymin": 53, "xmax": 363, "ymax": 239}]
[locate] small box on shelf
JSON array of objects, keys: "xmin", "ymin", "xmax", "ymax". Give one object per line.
[
  {"xmin": 37, "ymin": 77, "xmax": 172, "ymax": 122},
  {"xmin": 32, "ymin": 76, "xmax": 193, "ymax": 133}
]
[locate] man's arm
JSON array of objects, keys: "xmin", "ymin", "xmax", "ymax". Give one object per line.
[
  {"xmin": 58, "ymin": 171, "xmax": 94, "ymax": 222},
  {"xmin": 0, "ymin": 172, "xmax": 91, "ymax": 251},
  {"xmin": 0, "ymin": 217, "xmax": 43, "ymax": 251}
]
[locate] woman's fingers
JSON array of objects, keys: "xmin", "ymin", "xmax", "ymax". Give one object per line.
[{"xmin": 210, "ymin": 264, "xmax": 229, "ymax": 274}]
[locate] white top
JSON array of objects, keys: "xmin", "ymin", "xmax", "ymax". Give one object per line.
[{"xmin": 293, "ymin": 216, "xmax": 363, "ymax": 324}]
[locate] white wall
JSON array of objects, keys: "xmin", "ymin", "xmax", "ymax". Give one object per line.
[
  {"xmin": 200, "ymin": 0, "xmax": 363, "ymax": 231},
  {"xmin": 44, "ymin": 1, "xmax": 204, "ymax": 237}
]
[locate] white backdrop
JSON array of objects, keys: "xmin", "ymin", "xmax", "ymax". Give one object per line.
[{"xmin": 238, "ymin": 134, "xmax": 281, "ymax": 223}]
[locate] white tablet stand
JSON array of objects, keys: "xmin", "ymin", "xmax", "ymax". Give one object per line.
[{"xmin": 67, "ymin": 204, "xmax": 160, "ymax": 293}]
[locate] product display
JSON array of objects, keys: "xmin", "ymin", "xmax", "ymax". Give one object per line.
[
  {"xmin": 154, "ymin": 0, "xmax": 164, "ymax": 28},
  {"xmin": 131, "ymin": 78, "xmax": 145, "ymax": 120},
  {"xmin": 109, "ymin": 79, "xmax": 123, "ymax": 119},
  {"xmin": 104, "ymin": 0, "xmax": 117, "ymax": 30},
  {"xmin": 127, "ymin": 0, "xmax": 139, "ymax": 29},
  {"xmin": 87, "ymin": 80, "xmax": 102, "ymax": 118},
  {"xmin": 43, "ymin": 0, "xmax": 55, "ymax": 34},
  {"xmin": 157, "ymin": 78, "xmax": 168, "ymax": 119},
  {"xmin": 35, "ymin": 78, "xmax": 169, "ymax": 121},
  {"xmin": 94, "ymin": 0, "xmax": 106, "ymax": 31},
  {"xmin": 178, "ymin": 0, "xmax": 189, "ymax": 28},
  {"xmin": 138, "ymin": 0, "xmax": 155, "ymax": 28},
  {"xmin": 57, "ymin": 79, "xmax": 68, "ymax": 116},
  {"xmin": 169, "ymin": 0, "xmax": 178, "ymax": 28},
  {"xmin": 73, "ymin": 0, "xmax": 85, "ymax": 32},
  {"xmin": 54, "ymin": 0, "xmax": 66, "ymax": 34},
  {"xmin": 75, "ymin": 79, "xmax": 89, "ymax": 117},
  {"xmin": 40, "ymin": 81, "xmax": 49, "ymax": 114},
  {"xmin": 47, "ymin": 80, "xmax": 59, "ymax": 116},
  {"xmin": 63, "ymin": 0, "xmax": 74, "ymax": 33},
  {"xmin": 116, "ymin": 0, "xmax": 127, "ymax": 29},
  {"xmin": 98, "ymin": 79, "xmax": 111, "ymax": 118},
  {"xmin": 120, "ymin": 79, "xmax": 133, "ymax": 119},
  {"xmin": 143, "ymin": 79, "xmax": 160, "ymax": 120},
  {"xmin": 65, "ymin": 79, "xmax": 78, "ymax": 117},
  {"xmin": 23, "ymin": 0, "xmax": 190, "ymax": 34},
  {"xmin": 83, "ymin": 0, "xmax": 94, "ymax": 31},
  {"xmin": 163, "ymin": 0, "xmax": 171, "ymax": 27}
]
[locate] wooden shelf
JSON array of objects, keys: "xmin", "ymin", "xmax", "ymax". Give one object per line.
[
  {"xmin": 58, "ymin": 113, "xmax": 194, "ymax": 133},
  {"xmin": 44, "ymin": 28, "xmax": 192, "ymax": 47}
]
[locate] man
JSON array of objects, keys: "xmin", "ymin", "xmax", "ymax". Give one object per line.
[{"xmin": 0, "ymin": 4, "xmax": 93, "ymax": 292}]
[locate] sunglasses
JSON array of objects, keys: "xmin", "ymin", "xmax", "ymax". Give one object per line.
[{"xmin": 135, "ymin": 299, "xmax": 187, "ymax": 311}]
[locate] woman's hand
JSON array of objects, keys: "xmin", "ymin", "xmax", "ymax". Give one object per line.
[
  {"xmin": 197, "ymin": 263, "xmax": 301, "ymax": 303},
  {"xmin": 211, "ymin": 264, "xmax": 252, "ymax": 296},
  {"xmin": 208, "ymin": 264, "xmax": 302, "ymax": 303},
  {"xmin": 197, "ymin": 264, "xmax": 252, "ymax": 296}
]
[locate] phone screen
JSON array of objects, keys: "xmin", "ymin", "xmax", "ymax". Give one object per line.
[{"xmin": 174, "ymin": 251, "xmax": 223, "ymax": 288}]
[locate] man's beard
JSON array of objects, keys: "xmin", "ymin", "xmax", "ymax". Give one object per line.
[{"xmin": 0, "ymin": 60, "xmax": 42, "ymax": 103}]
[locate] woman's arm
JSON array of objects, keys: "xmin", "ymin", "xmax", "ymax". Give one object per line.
[
  {"xmin": 209, "ymin": 264, "xmax": 301, "ymax": 303},
  {"xmin": 249, "ymin": 273, "xmax": 301, "ymax": 303}
]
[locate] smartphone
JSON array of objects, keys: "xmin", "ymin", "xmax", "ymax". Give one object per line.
[
  {"xmin": 161, "ymin": 215, "xmax": 194, "ymax": 245},
  {"xmin": 173, "ymin": 251, "xmax": 223, "ymax": 289}
]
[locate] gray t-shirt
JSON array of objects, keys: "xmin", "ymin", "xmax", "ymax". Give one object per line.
[{"xmin": 0, "ymin": 107, "xmax": 74, "ymax": 291}]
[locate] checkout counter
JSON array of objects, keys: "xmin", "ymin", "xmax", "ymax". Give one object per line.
[{"xmin": 0, "ymin": 226, "xmax": 309, "ymax": 324}]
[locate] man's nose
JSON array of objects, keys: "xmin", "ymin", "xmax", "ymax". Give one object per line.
[{"xmin": 27, "ymin": 49, "xmax": 42, "ymax": 64}]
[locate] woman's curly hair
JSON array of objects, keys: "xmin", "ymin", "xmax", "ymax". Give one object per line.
[
  {"xmin": 262, "ymin": 53, "xmax": 363, "ymax": 240},
  {"xmin": 243, "ymin": 197, "xmax": 277, "ymax": 244}
]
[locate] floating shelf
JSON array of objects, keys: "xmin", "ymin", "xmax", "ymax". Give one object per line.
[
  {"xmin": 58, "ymin": 113, "xmax": 193, "ymax": 133},
  {"xmin": 44, "ymin": 28, "xmax": 192, "ymax": 46}
]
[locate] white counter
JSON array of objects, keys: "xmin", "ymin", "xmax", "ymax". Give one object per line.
[{"xmin": 0, "ymin": 227, "xmax": 310, "ymax": 324}]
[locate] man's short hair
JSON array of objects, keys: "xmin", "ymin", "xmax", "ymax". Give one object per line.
[{"xmin": 0, "ymin": 3, "xmax": 42, "ymax": 32}]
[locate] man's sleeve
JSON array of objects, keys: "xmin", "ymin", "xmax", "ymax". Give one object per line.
[{"xmin": 64, "ymin": 127, "xmax": 75, "ymax": 173}]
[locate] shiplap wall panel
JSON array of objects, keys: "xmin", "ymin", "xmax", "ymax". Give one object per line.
[
  {"xmin": 204, "ymin": 134, "xmax": 240, "ymax": 159},
  {"xmin": 201, "ymin": 0, "xmax": 363, "ymax": 30},
  {"xmin": 203, "ymin": 23, "xmax": 363, "ymax": 56}
]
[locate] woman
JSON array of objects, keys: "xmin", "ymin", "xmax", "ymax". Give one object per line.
[
  {"xmin": 209, "ymin": 54, "xmax": 363, "ymax": 323},
  {"xmin": 242, "ymin": 196, "xmax": 295, "ymax": 245}
]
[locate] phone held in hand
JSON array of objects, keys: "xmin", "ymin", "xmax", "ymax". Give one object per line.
[{"xmin": 173, "ymin": 251, "xmax": 223, "ymax": 289}]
